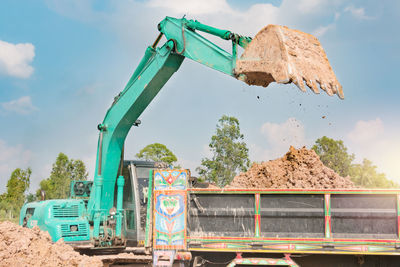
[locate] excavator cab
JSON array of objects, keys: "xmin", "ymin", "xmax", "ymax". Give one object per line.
[{"xmin": 115, "ymin": 160, "xmax": 158, "ymax": 246}]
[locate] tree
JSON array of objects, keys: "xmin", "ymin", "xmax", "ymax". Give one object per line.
[
  {"xmin": 197, "ymin": 115, "xmax": 250, "ymax": 187},
  {"xmin": 0, "ymin": 167, "xmax": 31, "ymax": 220},
  {"xmin": 350, "ymin": 159, "xmax": 399, "ymax": 188},
  {"xmin": 26, "ymin": 193, "xmax": 37, "ymax": 203},
  {"xmin": 312, "ymin": 136, "xmax": 355, "ymax": 177},
  {"xmin": 37, "ymin": 153, "xmax": 88, "ymax": 199},
  {"xmin": 6, "ymin": 168, "xmax": 31, "ymax": 206},
  {"xmin": 312, "ymin": 136, "xmax": 399, "ymax": 188},
  {"xmin": 136, "ymin": 143, "xmax": 178, "ymax": 166}
]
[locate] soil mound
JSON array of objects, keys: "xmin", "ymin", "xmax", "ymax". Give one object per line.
[
  {"xmin": 229, "ymin": 146, "xmax": 354, "ymax": 189},
  {"xmin": 0, "ymin": 221, "xmax": 102, "ymax": 267}
]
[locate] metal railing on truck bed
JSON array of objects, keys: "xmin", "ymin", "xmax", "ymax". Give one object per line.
[{"xmin": 186, "ymin": 188, "xmax": 400, "ymax": 255}]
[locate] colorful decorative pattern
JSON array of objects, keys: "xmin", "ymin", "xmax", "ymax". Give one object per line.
[
  {"xmin": 189, "ymin": 188, "xmax": 400, "ymax": 194},
  {"xmin": 227, "ymin": 254, "xmax": 299, "ymax": 267},
  {"xmin": 397, "ymin": 194, "xmax": 400, "ymax": 240},
  {"xmin": 324, "ymin": 194, "xmax": 331, "ymax": 239},
  {"xmin": 203, "ymin": 243, "xmax": 251, "ymax": 249},
  {"xmin": 153, "ymin": 169, "xmax": 187, "ymax": 250},
  {"xmin": 254, "ymin": 193, "xmax": 261, "ymax": 238},
  {"xmin": 188, "ymin": 236, "xmax": 400, "ymax": 244},
  {"xmin": 188, "ymin": 239, "xmax": 400, "ymax": 255},
  {"xmin": 154, "ymin": 170, "xmax": 187, "ymax": 190}
]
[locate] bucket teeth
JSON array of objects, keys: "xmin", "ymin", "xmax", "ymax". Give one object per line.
[
  {"xmin": 308, "ymin": 80, "xmax": 320, "ymax": 94},
  {"xmin": 292, "ymin": 75, "xmax": 306, "ymax": 92},
  {"xmin": 235, "ymin": 24, "xmax": 343, "ymax": 99},
  {"xmin": 321, "ymin": 82, "xmax": 332, "ymax": 96},
  {"xmin": 337, "ymin": 84, "xmax": 344, "ymax": 99}
]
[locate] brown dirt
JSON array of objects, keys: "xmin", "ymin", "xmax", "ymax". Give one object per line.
[
  {"xmin": 0, "ymin": 221, "xmax": 102, "ymax": 267},
  {"xmin": 235, "ymin": 25, "xmax": 344, "ymax": 99},
  {"xmin": 228, "ymin": 146, "xmax": 355, "ymax": 189}
]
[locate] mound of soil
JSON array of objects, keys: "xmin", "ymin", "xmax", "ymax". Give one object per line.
[
  {"xmin": 0, "ymin": 221, "xmax": 102, "ymax": 267},
  {"xmin": 228, "ymin": 146, "xmax": 354, "ymax": 189}
]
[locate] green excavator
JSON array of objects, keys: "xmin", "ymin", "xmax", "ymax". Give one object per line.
[{"xmin": 20, "ymin": 16, "xmax": 342, "ymax": 262}]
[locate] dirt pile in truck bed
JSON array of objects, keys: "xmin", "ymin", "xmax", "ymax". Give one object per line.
[
  {"xmin": 0, "ymin": 221, "xmax": 102, "ymax": 267},
  {"xmin": 228, "ymin": 146, "xmax": 354, "ymax": 189}
]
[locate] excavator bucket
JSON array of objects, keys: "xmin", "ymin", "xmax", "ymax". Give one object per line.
[{"xmin": 235, "ymin": 25, "xmax": 344, "ymax": 99}]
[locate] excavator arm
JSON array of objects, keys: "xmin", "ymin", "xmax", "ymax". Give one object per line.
[
  {"xmin": 87, "ymin": 16, "xmax": 251, "ymax": 240},
  {"xmin": 86, "ymin": 16, "xmax": 343, "ymax": 243}
]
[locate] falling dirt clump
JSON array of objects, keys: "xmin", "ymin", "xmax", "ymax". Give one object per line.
[
  {"xmin": 0, "ymin": 221, "xmax": 102, "ymax": 267},
  {"xmin": 229, "ymin": 146, "xmax": 355, "ymax": 189}
]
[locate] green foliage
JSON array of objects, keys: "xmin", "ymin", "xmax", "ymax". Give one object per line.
[
  {"xmin": 26, "ymin": 193, "xmax": 37, "ymax": 202},
  {"xmin": 312, "ymin": 136, "xmax": 355, "ymax": 177},
  {"xmin": 136, "ymin": 143, "xmax": 178, "ymax": 166},
  {"xmin": 0, "ymin": 167, "xmax": 31, "ymax": 221},
  {"xmin": 197, "ymin": 115, "xmax": 250, "ymax": 187},
  {"xmin": 350, "ymin": 159, "xmax": 399, "ymax": 188},
  {"xmin": 313, "ymin": 136, "xmax": 398, "ymax": 188},
  {"xmin": 37, "ymin": 153, "xmax": 88, "ymax": 199}
]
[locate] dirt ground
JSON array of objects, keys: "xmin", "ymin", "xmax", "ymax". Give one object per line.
[
  {"xmin": 228, "ymin": 146, "xmax": 355, "ymax": 189},
  {"xmin": 0, "ymin": 221, "xmax": 102, "ymax": 267}
]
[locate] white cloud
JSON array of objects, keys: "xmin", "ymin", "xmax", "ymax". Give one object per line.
[
  {"xmin": 1, "ymin": 96, "xmax": 38, "ymax": 115},
  {"xmin": 251, "ymin": 118, "xmax": 307, "ymax": 161},
  {"xmin": 261, "ymin": 117, "xmax": 306, "ymax": 148},
  {"xmin": 148, "ymin": 0, "xmax": 232, "ymax": 15},
  {"xmin": 312, "ymin": 24, "xmax": 335, "ymax": 37},
  {"xmin": 345, "ymin": 118, "xmax": 400, "ymax": 183},
  {"xmin": 347, "ymin": 118, "xmax": 384, "ymax": 144},
  {"xmin": 344, "ymin": 5, "xmax": 372, "ymax": 20},
  {"xmin": 0, "ymin": 40, "xmax": 35, "ymax": 78},
  {"xmin": 297, "ymin": 0, "xmax": 326, "ymax": 14},
  {"xmin": 47, "ymin": 0, "xmax": 349, "ymax": 47},
  {"xmin": 45, "ymin": 0, "xmax": 102, "ymax": 23},
  {"xmin": 145, "ymin": 0, "xmax": 280, "ymax": 37},
  {"xmin": 0, "ymin": 139, "xmax": 33, "ymax": 192},
  {"xmin": 117, "ymin": 0, "xmax": 349, "ymax": 49}
]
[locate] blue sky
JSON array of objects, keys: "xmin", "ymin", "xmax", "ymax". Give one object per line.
[{"xmin": 0, "ymin": 0, "xmax": 399, "ymax": 193}]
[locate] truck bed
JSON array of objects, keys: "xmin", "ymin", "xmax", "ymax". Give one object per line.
[{"xmin": 186, "ymin": 188, "xmax": 400, "ymax": 255}]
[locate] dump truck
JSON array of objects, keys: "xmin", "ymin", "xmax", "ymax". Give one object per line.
[{"xmin": 19, "ymin": 16, "xmax": 394, "ymax": 266}]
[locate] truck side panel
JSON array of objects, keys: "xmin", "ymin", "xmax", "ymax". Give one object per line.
[
  {"xmin": 331, "ymin": 194, "xmax": 397, "ymax": 239},
  {"xmin": 259, "ymin": 194, "xmax": 325, "ymax": 238},
  {"xmin": 188, "ymin": 194, "xmax": 254, "ymax": 237},
  {"xmin": 187, "ymin": 189, "xmax": 400, "ymax": 255}
]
